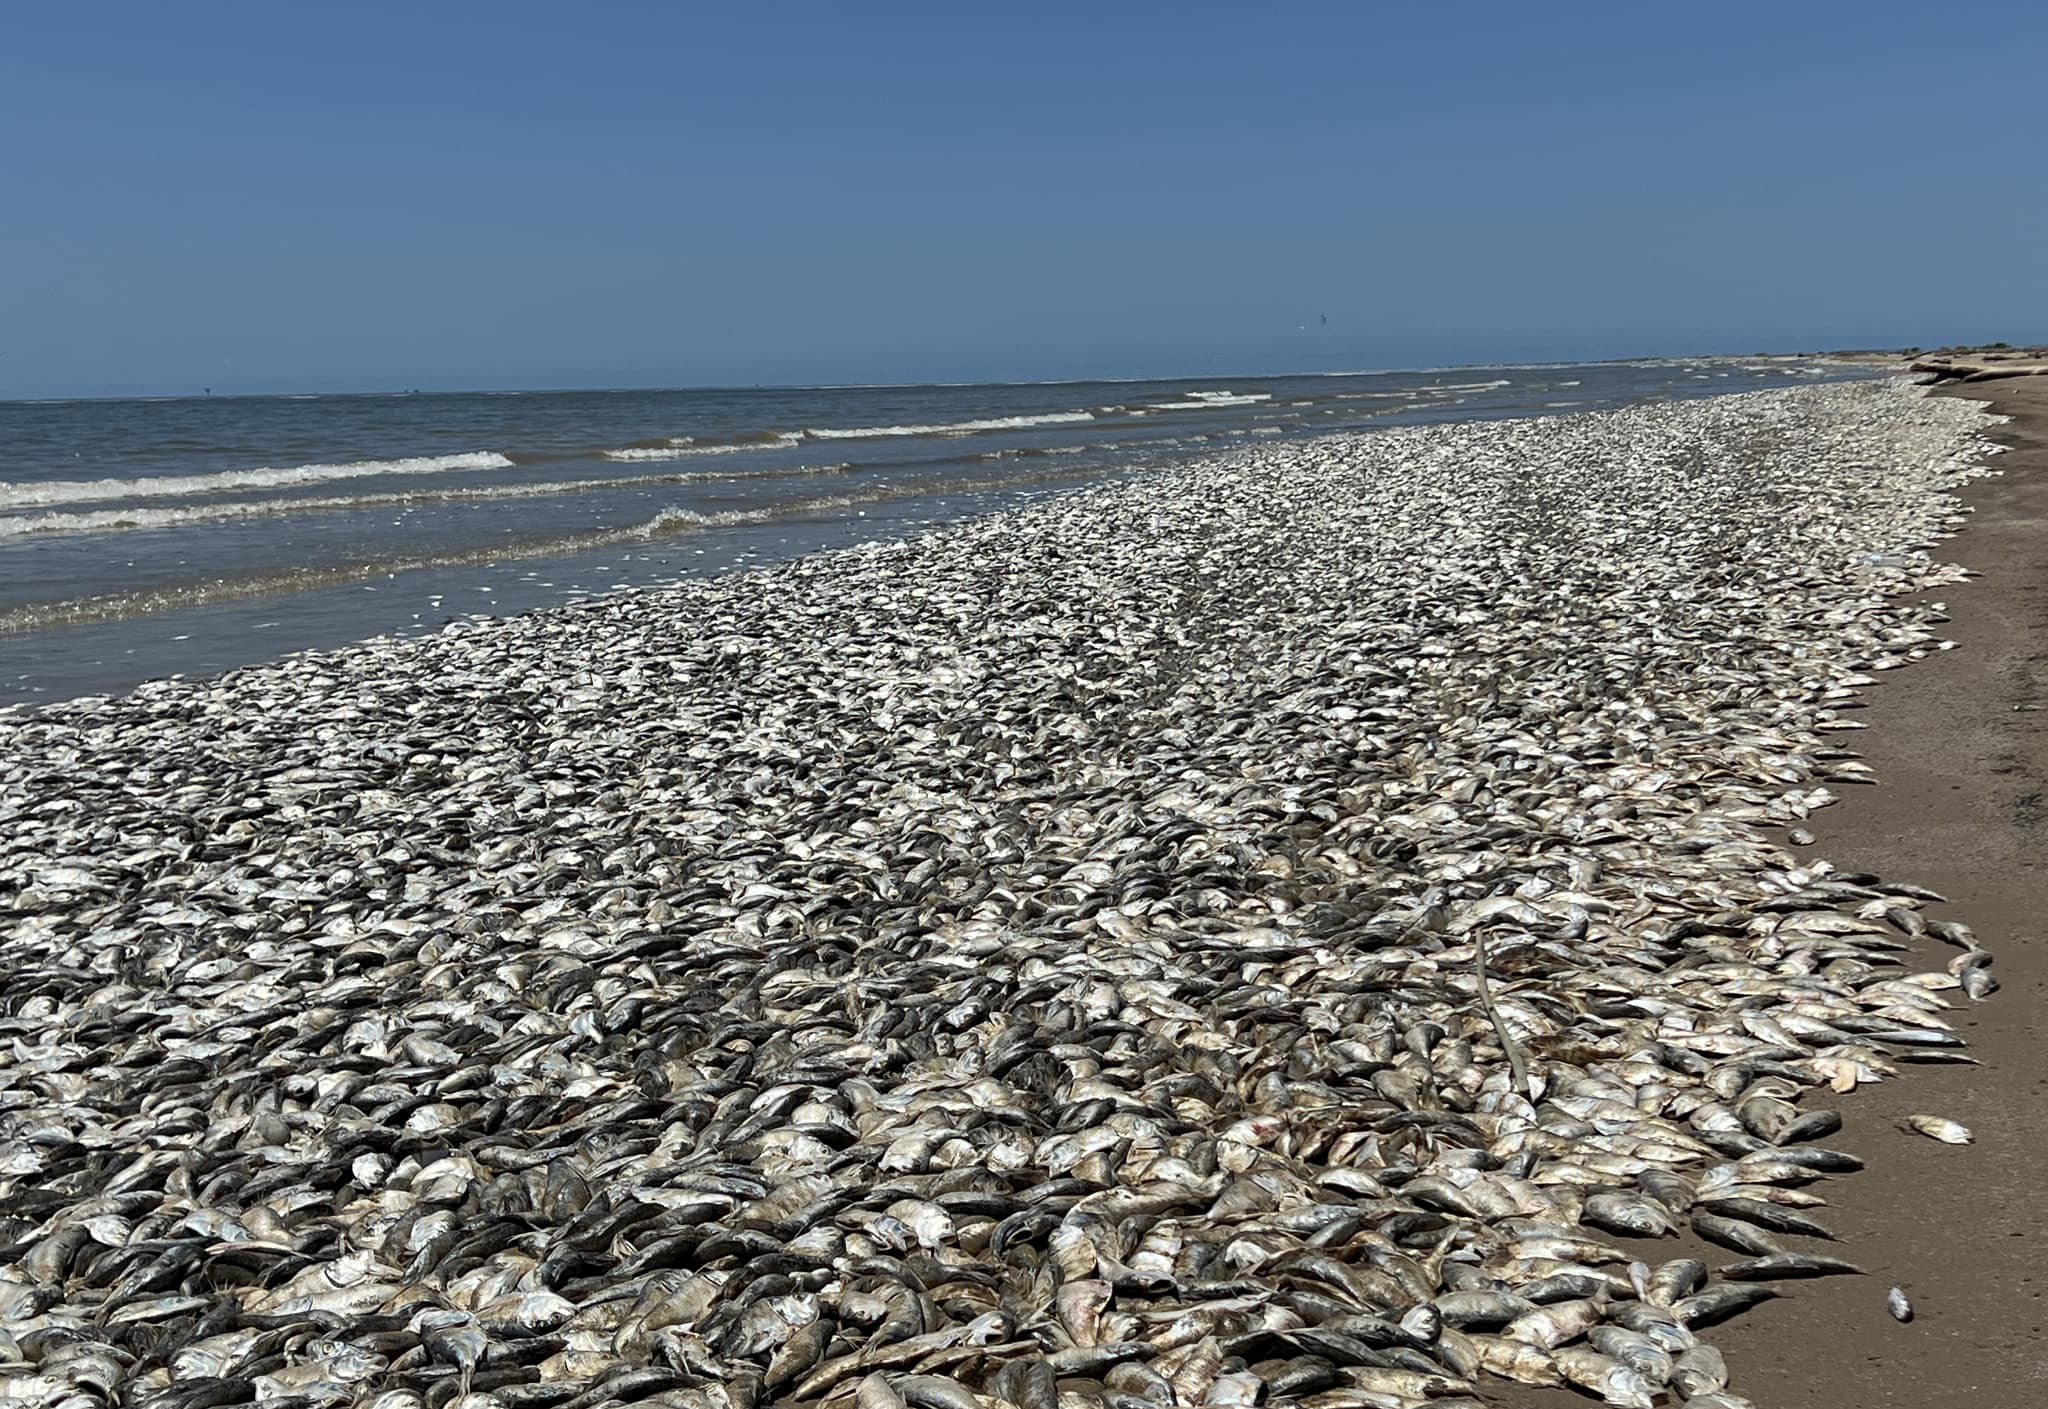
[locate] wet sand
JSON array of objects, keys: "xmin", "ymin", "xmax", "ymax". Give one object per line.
[{"xmin": 1704, "ymin": 376, "xmax": 2048, "ymax": 1406}]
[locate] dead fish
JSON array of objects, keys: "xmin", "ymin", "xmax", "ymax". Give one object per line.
[
  {"xmin": 1432, "ymin": 1291, "xmax": 1537, "ymax": 1329},
  {"xmin": 1903, "ymin": 1115, "xmax": 1973, "ymax": 1145},
  {"xmin": 763, "ymin": 1318, "xmax": 835, "ymax": 1393},
  {"xmin": 1551, "ymin": 1347, "xmax": 1656, "ymax": 1408},
  {"xmin": 1645, "ymin": 1258, "xmax": 1708, "ymax": 1308},
  {"xmin": 1696, "ymin": 1198, "xmax": 1838, "ymax": 1241},
  {"xmin": 1670, "ymin": 1343, "xmax": 1728, "ymax": 1398},
  {"xmin": 895, "ymin": 1375, "xmax": 983, "ymax": 1409},
  {"xmin": 1718, "ymin": 1253, "xmax": 1864, "ymax": 1281},
  {"xmin": 1601, "ymin": 1307, "xmax": 1695, "ymax": 1358},
  {"xmin": 1474, "ymin": 1336, "xmax": 1562, "ymax": 1386},
  {"xmin": 1586, "ymin": 1326, "xmax": 1673, "ymax": 1384},
  {"xmin": 1768, "ymin": 1145, "xmax": 1864, "ymax": 1174},
  {"xmin": 1581, "ymin": 1192, "xmax": 1675, "ymax": 1239},
  {"xmin": 1637, "ymin": 1170, "xmax": 1696, "ymax": 1213},
  {"xmin": 0, "ymin": 379, "xmax": 1996, "ymax": 1409},
  {"xmin": 1674, "ymin": 1284, "xmax": 1779, "ymax": 1328},
  {"xmin": 1780, "ymin": 1109, "xmax": 1843, "ymax": 1144},
  {"xmin": 1690, "ymin": 1212, "xmax": 1784, "ymax": 1257},
  {"xmin": 1502, "ymin": 1299, "xmax": 1604, "ymax": 1351},
  {"xmin": 1950, "ymin": 950, "xmax": 1998, "ymax": 1002},
  {"xmin": 1923, "ymin": 918, "xmax": 1977, "ymax": 949},
  {"xmin": 857, "ymin": 1374, "xmax": 907, "ymax": 1409}
]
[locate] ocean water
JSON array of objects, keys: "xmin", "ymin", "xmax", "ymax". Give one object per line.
[{"xmin": 0, "ymin": 357, "xmax": 1870, "ymax": 706}]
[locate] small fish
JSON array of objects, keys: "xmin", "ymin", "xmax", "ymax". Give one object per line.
[
  {"xmin": 1779, "ymin": 1108, "xmax": 1843, "ymax": 1143},
  {"xmin": 1718, "ymin": 1253, "xmax": 1864, "ymax": 1280},
  {"xmin": 1433, "ymin": 1290, "xmax": 1537, "ymax": 1328},
  {"xmin": 1474, "ymin": 1335, "xmax": 1563, "ymax": 1386},
  {"xmin": 857, "ymin": 1374, "xmax": 906, "ymax": 1409},
  {"xmin": 1904, "ymin": 1115, "xmax": 1972, "ymax": 1145},
  {"xmin": 1603, "ymin": 1302, "xmax": 1697, "ymax": 1353},
  {"xmin": 1673, "ymin": 1283, "xmax": 1779, "ymax": 1328},
  {"xmin": 1690, "ymin": 1211, "xmax": 1783, "ymax": 1257},
  {"xmin": 1502, "ymin": 1299, "xmax": 1604, "ymax": 1351},
  {"xmin": 1638, "ymin": 1169, "xmax": 1696, "ymax": 1212},
  {"xmin": 1697, "ymin": 1197, "xmax": 1838, "ymax": 1241},
  {"xmin": 1864, "ymin": 1026, "xmax": 1967, "ymax": 1048},
  {"xmin": 1645, "ymin": 1258, "xmax": 1708, "ymax": 1308},
  {"xmin": 895, "ymin": 1375, "xmax": 983, "ymax": 1409},
  {"xmin": 1888, "ymin": 1286, "xmax": 1914, "ymax": 1322},
  {"xmin": 1586, "ymin": 1325, "xmax": 1673, "ymax": 1383},
  {"xmin": 763, "ymin": 1318, "xmax": 835, "ymax": 1393},
  {"xmin": 1770, "ymin": 1144, "xmax": 1864, "ymax": 1174},
  {"xmin": 1582, "ymin": 1191, "xmax": 1675, "ymax": 1238},
  {"xmin": 1670, "ymin": 1343, "xmax": 1729, "ymax": 1398},
  {"xmin": 1551, "ymin": 1347, "xmax": 1656, "ymax": 1409},
  {"xmin": 1514, "ymin": 1267, "xmax": 1632, "ymax": 1303},
  {"xmin": 1924, "ymin": 918, "xmax": 1977, "ymax": 949}
]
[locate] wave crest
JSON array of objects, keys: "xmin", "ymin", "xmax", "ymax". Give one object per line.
[
  {"xmin": 803, "ymin": 412, "xmax": 1096, "ymax": 440},
  {"xmin": 0, "ymin": 452, "xmax": 515, "ymax": 510}
]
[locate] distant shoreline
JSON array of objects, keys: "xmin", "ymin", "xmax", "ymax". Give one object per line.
[{"xmin": 0, "ymin": 349, "xmax": 1872, "ymax": 408}]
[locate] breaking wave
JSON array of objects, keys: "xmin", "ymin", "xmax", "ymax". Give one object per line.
[
  {"xmin": 0, "ymin": 453, "xmax": 516, "ymax": 510},
  {"xmin": 802, "ymin": 412, "xmax": 1098, "ymax": 440},
  {"xmin": 1141, "ymin": 392, "xmax": 1274, "ymax": 410},
  {"xmin": 597, "ymin": 414, "xmax": 1103, "ymax": 458},
  {"xmin": 0, "ymin": 461, "xmax": 1124, "ymax": 633},
  {"xmin": 603, "ymin": 432, "xmax": 804, "ymax": 460},
  {"xmin": 0, "ymin": 463, "xmax": 864, "ymax": 539}
]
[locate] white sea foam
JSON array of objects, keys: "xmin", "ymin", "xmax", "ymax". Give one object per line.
[
  {"xmin": 1423, "ymin": 379, "xmax": 1512, "ymax": 393},
  {"xmin": 636, "ymin": 506, "xmax": 717, "ymax": 533},
  {"xmin": 803, "ymin": 412, "xmax": 1096, "ymax": 439},
  {"xmin": 602, "ymin": 433, "xmax": 802, "ymax": 460},
  {"xmin": 0, "ymin": 452, "xmax": 515, "ymax": 510},
  {"xmin": 0, "ymin": 460, "xmax": 863, "ymax": 539},
  {"xmin": 1142, "ymin": 393, "xmax": 1273, "ymax": 410},
  {"xmin": 603, "ymin": 448, "xmax": 710, "ymax": 462},
  {"xmin": 973, "ymin": 444, "xmax": 1094, "ymax": 461}
]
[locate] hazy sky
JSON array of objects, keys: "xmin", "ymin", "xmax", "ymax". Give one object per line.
[{"xmin": 4, "ymin": 3, "xmax": 2042, "ymax": 397}]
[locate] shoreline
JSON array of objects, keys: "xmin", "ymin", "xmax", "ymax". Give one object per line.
[
  {"xmin": 0, "ymin": 358, "xmax": 1868, "ymax": 711},
  {"xmin": 1699, "ymin": 375, "xmax": 2048, "ymax": 1408}
]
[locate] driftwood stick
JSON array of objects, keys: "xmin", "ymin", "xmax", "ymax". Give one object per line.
[{"xmin": 1472, "ymin": 927, "xmax": 1532, "ymax": 1099}]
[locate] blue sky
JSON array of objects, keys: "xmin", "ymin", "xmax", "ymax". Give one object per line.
[{"xmin": 3, "ymin": 3, "xmax": 2042, "ymax": 397}]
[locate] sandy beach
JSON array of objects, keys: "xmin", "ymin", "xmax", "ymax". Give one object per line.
[
  {"xmin": 0, "ymin": 378, "xmax": 2025, "ymax": 1409},
  {"xmin": 1506, "ymin": 370, "xmax": 2048, "ymax": 1409},
  {"xmin": 1701, "ymin": 373, "xmax": 2048, "ymax": 1408}
]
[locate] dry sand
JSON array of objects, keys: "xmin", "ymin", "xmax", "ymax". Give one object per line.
[{"xmin": 1701, "ymin": 377, "xmax": 2048, "ymax": 1406}]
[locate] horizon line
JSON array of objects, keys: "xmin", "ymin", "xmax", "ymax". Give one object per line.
[{"xmin": 0, "ymin": 347, "xmax": 1875, "ymax": 408}]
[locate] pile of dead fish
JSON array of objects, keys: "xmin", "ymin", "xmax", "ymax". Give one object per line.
[{"xmin": 0, "ymin": 380, "xmax": 2001, "ymax": 1409}]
